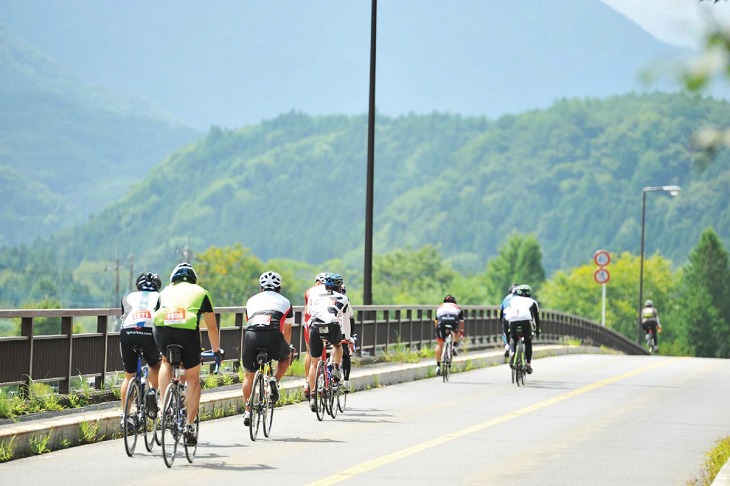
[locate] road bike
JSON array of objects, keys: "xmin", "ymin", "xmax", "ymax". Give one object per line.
[
  {"xmin": 645, "ymin": 327, "xmax": 657, "ymax": 354},
  {"xmin": 510, "ymin": 332, "xmax": 527, "ymax": 387},
  {"xmin": 440, "ymin": 324, "xmax": 455, "ymax": 382},
  {"xmin": 313, "ymin": 331, "xmax": 340, "ymax": 421},
  {"xmin": 247, "ymin": 347, "xmax": 276, "ymax": 441},
  {"xmin": 337, "ymin": 334, "xmax": 357, "ymax": 413},
  {"xmin": 160, "ymin": 346, "xmax": 220, "ymax": 468},
  {"xmin": 122, "ymin": 345, "xmax": 159, "ymax": 456}
]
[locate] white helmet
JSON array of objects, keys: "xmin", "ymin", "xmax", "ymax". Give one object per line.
[
  {"xmin": 315, "ymin": 272, "xmax": 328, "ymax": 283},
  {"xmin": 259, "ymin": 271, "xmax": 282, "ymax": 290}
]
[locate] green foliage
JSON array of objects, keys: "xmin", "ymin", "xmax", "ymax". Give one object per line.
[
  {"xmin": 540, "ymin": 252, "xmax": 682, "ymax": 351},
  {"xmin": 29, "ymin": 434, "xmax": 51, "ymax": 455},
  {"xmin": 372, "ymin": 245, "xmax": 460, "ymax": 304},
  {"xmin": 79, "ymin": 420, "xmax": 103, "ymax": 444},
  {"xmin": 195, "ymin": 243, "xmax": 266, "ymax": 307},
  {"xmin": 690, "ymin": 436, "xmax": 730, "ymax": 486},
  {"xmin": 0, "ymin": 437, "xmax": 15, "ymax": 462},
  {"xmin": 484, "ymin": 232, "xmax": 546, "ymax": 303},
  {"xmin": 677, "ymin": 228, "xmax": 730, "ymax": 357}
]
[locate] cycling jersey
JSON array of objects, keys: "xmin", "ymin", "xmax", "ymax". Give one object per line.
[
  {"xmin": 436, "ymin": 302, "xmax": 464, "ymax": 323},
  {"xmin": 121, "ymin": 290, "xmax": 160, "ymax": 329},
  {"xmin": 245, "ymin": 290, "xmax": 294, "ymax": 332},
  {"xmin": 153, "ymin": 282, "xmax": 213, "ymax": 331},
  {"xmin": 309, "ymin": 290, "xmax": 350, "ymax": 330}
]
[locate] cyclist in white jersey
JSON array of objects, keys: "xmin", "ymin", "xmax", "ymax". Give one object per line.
[
  {"xmin": 339, "ymin": 283, "xmax": 356, "ymax": 391},
  {"xmin": 501, "ymin": 284, "xmax": 540, "ymax": 374},
  {"xmin": 119, "ymin": 272, "xmax": 162, "ymax": 427},
  {"xmin": 302, "ymin": 272, "xmax": 327, "ymax": 398},
  {"xmin": 241, "ymin": 271, "xmax": 294, "ymax": 427},
  {"xmin": 307, "ymin": 273, "xmax": 350, "ymax": 412}
]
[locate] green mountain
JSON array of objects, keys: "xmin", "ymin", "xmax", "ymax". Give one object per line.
[
  {"xmin": 0, "ymin": 25, "xmax": 200, "ymax": 244},
  {"xmin": 45, "ymin": 92, "xmax": 730, "ymax": 281}
]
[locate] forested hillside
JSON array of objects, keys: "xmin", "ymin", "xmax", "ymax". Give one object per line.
[
  {"xmin": 35, "ymin": 92, "xmax": 730, "ymax": 285},
  {"xmin": 0, "ymin": 26, "xmax": 200, "ymax": 244}
]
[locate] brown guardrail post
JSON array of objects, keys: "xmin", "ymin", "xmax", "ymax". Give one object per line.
[
  {"xmin": 20, "ymin": 316, "xmax": 33, "ymax": 398},
  {"xmin": 95, "ymin": 315, "xmax": 108, "ymax": 390},
  {"xmin": 61, "ymin": 315, "xmax": 73, "ymax": 394}
]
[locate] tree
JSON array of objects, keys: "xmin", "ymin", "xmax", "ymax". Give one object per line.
[
  {"xmin": 484, "ymin": 233, "xmax": 546, "ymax": 303},
  {"xmin": 194, "ymin": 243, "xmax": 267, "ymax": 308},
  {"xmin": 539, "ymin": 252, "xmax": 685, "ymax": 353},
  {"xmin": 372, "ymin": 245, "xmax": 459, "ymax": 305},
  {"xmin": 677, "ymin": 227, "xmax": 730, "ymax": 357}
]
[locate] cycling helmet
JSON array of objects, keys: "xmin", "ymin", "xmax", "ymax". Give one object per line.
[
  {"xmin": 645, "ymin": 300, "xmax": 654, "ymax": 307},
  {"xmin": 340, "ymin": 284, "xmax": 347, "ymax": 295},
  {"xmin": 315, "ymin": 272, "xmax": 328, "ymax": 284},
  {"xmin": 324, "ymin": 273, "xmax": 343, "ymax": 291},
  {"xmin": 170, "ymin": 262, "xmax": 197, "ymax": 284},
  {"xmin": 259, "ymin": 271, "xmax": 282, "ymax": 290},
  {"xmin": 443, "ymin": 294, "xmax": 457, "ymax": 304},
  {"xmin": 136, "ymin": 272, "xmax": 161, "ymax": 291},
  {"xmin": 516, "ymin": 284, "xmax": 532, "ymax": 297}
]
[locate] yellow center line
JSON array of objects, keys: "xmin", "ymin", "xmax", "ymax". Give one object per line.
[{"xmin": 308, "ymin": 358, "xmax": 678, "ymax": 486}]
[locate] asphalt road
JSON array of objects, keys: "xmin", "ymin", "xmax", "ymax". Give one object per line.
[{"xmin": 2, "ymin": 353, "xmax": 728, "ymax": 485}]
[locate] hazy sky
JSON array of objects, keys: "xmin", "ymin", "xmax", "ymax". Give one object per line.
[{"xmin": 602, "ymin": 0, "xmax": 730, "ymax": 49}]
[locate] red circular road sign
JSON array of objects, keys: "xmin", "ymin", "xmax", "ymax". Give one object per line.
[
  {"xmin": 594, "ymin": 250, "xmax": 611, "ymax": 267},
  {"xmin": 594, "ymin": 268, "xmax": 610, "ymax": 285}
]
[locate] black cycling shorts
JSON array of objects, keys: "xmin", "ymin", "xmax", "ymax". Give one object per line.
[
  {"xmin": 242, "ymin": 328, "xmax": 291, "ymax": 372},
  {"xmin": 508, "ymin": 320, "xmax": 532, "ymax": 341},
  {"xmin": 120, "ymin": 327, "xmax": 161, "ymax": 373},
  {"xmin": 436, "ymin": 319, "xmax": 457, "ymax": 341},
  {"xmin": 308, "ymin": 320, "xmax": 342, "ymax": 359},
  {"xmin": 152, "ymin": 326, "xmax": 201, "ymax": 370},
  {"xmin": 642, "ymin": 320, "xmax": 658, "ymax": 331}
]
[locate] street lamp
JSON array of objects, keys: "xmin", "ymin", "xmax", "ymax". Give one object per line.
[{"xmin": 637, "ymin": 185, "xmax": 681, "ymax": 343}]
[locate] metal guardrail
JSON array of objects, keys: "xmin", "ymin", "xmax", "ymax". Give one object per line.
[{"xmin": 0, "ymin": 305, "xmax": 646, "ymax": 392}]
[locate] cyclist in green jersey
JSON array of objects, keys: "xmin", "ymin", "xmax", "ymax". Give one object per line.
[{"xmin": 153, "ymin": 263, "xmax": 222, "ymax": 446}]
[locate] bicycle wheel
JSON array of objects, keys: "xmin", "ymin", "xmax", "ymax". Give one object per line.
[
  {"xmin": 442, "ymin": 340, "xmax": 452, "ymax": 383},
  {"xmin": 314, "ymin": 361, "xmax": 326, "ymax": 421},
  {"xmin": 184, "ymin": 412, "xmax": 199, "ymax": 463},
  {"xmin": 161, "ymin": 384, "xmax": 180, "ymax": 468},
  {"xmin": 144, "ymin": 387, "xmax": 159, "ymax": 452},
  {"xmin": 123, "ymin": 380, "xmax": 140, "ymax": 457},
  {"xmin": 337, "ymin": 380, "xmax": 347, "ymax": 413},
  {"xmin": 263, "ymin": 369, "xmax": 275, "ymax": 437},
  {"xmin": 329, "ymin": 382, "xmax": 339, "ymax": 419},
  {"xmin": 249, "ymin": 371, "xmax": 263, "ymax": 441}
]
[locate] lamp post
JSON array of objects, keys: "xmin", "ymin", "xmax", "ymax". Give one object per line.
[{"xmin": 637, "ymin": 185, "xmax": 680, "ymax": 343}]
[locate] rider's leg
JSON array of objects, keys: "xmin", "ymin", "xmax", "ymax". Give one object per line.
[
  {"xmin": 184, "ymin": 364, "xmax": 201, "ymax": 425},
  {"xmin": 242, "ymin": 369, "xmax": 256, "ymax": 411},
  {"xmin": 342, "ymin": 342, "xmax": 351, "ymax": 381},
  {"xmin": 120, "ymin": 372, "xmax": 135, "ymax": 410}
]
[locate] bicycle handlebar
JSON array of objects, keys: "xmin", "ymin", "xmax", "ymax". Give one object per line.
[{"xmin": 201, "ymin": 348, "xmax": 224, "ymax": 374}]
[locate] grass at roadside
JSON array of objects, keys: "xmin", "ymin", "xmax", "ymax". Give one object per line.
[{"xmin": 688, "ymin": 436, "xmax": 730, "ymax": 485}]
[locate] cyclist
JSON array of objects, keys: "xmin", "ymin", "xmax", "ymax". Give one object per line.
[
  {"xmin": 433, "ymin": 294, "xmax": 465, "ymax": 376},
  {"xmin": 153, "ymin": 263, "xmax": 221, "ymax": 446},
  {"xmin": 302, "ymin": 272, "xmax": 327, "ymax": 399},
  {"xmin": 307, "ymin": 273, "xmax": 350, "ymax": 412},
  {"xmin": 641, "ymin": 299, "xmax": 662, "ymax": 352},
  {"xmin": 119, "ymin": 272, "xmax": 162, "ymax": 429},
  {"xmin": 241, "ymin": 271, "xmax": 294, "ymax": 427},
  {"xmin": 501, "ymin": 284, "xmax": 540, "ymax": 374},
  {"xmin": 338, "ymin": 282, "xmax": 356, "ymax": 392},
  {"xmin": 499, "ymin": 283, "xmax": 518, "ymax": 358}
]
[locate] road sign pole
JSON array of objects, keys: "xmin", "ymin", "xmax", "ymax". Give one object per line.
[{"xmin": 601, "ymin": 282, "xmax": 606, "ymax": 326}]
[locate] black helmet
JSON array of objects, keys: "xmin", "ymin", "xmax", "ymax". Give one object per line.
[
  {"xmin": 136, "ymin": 272, "xmax": 161, "ymax": 291},
  {"xmin": 444, "ymin": 294, "xmax": 457, "ymax": 304},
  {"xmin": 170, "ymin": 263, "xmax": 197, "ymax": 284}
]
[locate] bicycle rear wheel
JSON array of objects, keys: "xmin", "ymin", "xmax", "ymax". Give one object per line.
[
  {"xmin": 184, "ymin": 412, "xmax": 199, "ymax": 463},
  {"xmin": 337, "ymin": 380, "xmax": 347, "ymax": 413},
  {"xmin": 442, "ymin": 340, "xmax": 452, "ymax": 383},
  {"xmin": 329, "ymin": 382, "xmax": 339, "ymax": 419},
  {"xmin": 161, "ymin": 384, "xmax": 180, "ymax": 468},
  {"xmin": 123, "ymin": 380, "xmax": 140, "ymax": 457},
  {"xmin": 263, "ymin": 369, "xmax": 275, "ymax": 437},
  {"xmin": 144, "ymin": 387, "xmax": 159, "ymax": 452},
  {"xmin": 314, "ymin": 361, "xmax": 326, "ymax": 421},
  {"xmin": 249, "ymin": 371, "xmax": 263, "ymax": 441}
]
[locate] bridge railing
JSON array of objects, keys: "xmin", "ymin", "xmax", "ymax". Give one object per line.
[{"xmin": 0, "ymin": 305, "xmax": 645, "ymax": 392}]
